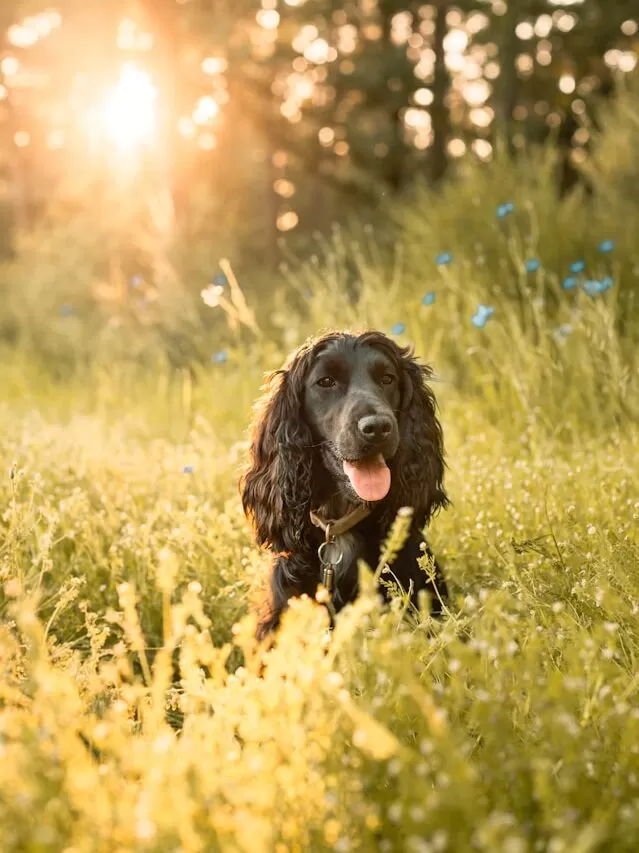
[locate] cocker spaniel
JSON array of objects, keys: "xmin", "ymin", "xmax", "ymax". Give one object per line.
[{"xmin": 241, "ymin": 330, "xmax": 449, "ymax": 639}]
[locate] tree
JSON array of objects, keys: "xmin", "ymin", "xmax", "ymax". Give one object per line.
[{"xmin": 0, "ymin": 0, "xmax": 637, "ymax": 254}]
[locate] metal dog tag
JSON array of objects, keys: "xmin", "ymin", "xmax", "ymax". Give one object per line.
[{"xmin": 318, "ymin": 540, "xmax": 343, "ymax": 594}]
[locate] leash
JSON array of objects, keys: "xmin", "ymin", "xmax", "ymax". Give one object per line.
[{"xmin": 310, "ymin": 504, "xmax": 372, "ymax": 595}]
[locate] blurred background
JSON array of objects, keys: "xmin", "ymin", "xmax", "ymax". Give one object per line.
[
  {"xmin": 2, "ymin": 8, "xmax": 639, "ymax": 847},
  {"xmin": 0, "ymin": 0, "xmax": 637, "ymax": 403}
]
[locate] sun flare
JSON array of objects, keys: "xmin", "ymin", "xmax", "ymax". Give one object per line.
[{"xmin": 101, "ymin": 62, "xmax": 158, "ymax": 152}]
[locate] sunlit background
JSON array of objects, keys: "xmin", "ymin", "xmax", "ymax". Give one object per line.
[
  {"xmin": 0, "ymin": 1, "xmax": 636, "ymax": 256},
  {"xmin": 2, "ymin": 6, "xmax": 639, "ymax": 850}
]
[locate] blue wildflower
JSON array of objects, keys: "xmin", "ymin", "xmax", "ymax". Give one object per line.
[
  {"xmin": 525, "ymin": 258, "xmax": 540, "ymax": 273},
  {"xmin": 562, "ymin": 276, "xmax": 578, "ymax": 291},
  {"xmin": 391, "ymin": 323, "xmax": 406, "ymax": 335},
  {"xmin": 496, "ymin": 202, "xmax": 515, "ymax": 219},
  {"xmin": 583, "ymin": 278, "xmax": 613, "ymax": 297},
  {"xmin": 212, "ymin": 350, "xmax": 229, "ymax": 364},
  {"xmin": 59, "ymin": 304, "xmax": 73, "ymax": 317},
  {"xmin": 598, "ymin": 239, "xmax": 615, "ymax": 254},
  {"xmin": 213, "ymin": 272, "xmax": 227, "ymax": 286},
  {"xmin": 569, "ymin": 260, "xmax": 585, "ymax": 274},
  {"xmin": 471, "ymin": 304, "xmax": 495, "ymax": 328},
  {"xmin": 421, "ymin": 292, "xmax": 436, "ymax": 306},
  {"xmin": 182, "ymin": 465, "xmax": 195, "ymax": 474},
  {"xmin": 435, "ymin": 252, "xmax": 452, "ymax": 266}
]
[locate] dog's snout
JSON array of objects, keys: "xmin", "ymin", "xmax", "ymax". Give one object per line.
[{"xmin": 357, "ymin": 414, "xmax": 394, "ymax": 443}]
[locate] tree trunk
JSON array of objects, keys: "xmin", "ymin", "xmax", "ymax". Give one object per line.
[
  {"xmin": 430, "ymin": 1, "xmax": 450, "ymax": 185},
  {"xmin": 379, "ymin": 0, "xmax": 405, "ymax": 192},
  {"xmin": 493, "ymin": 2, "xmax": 519, "ymax": 157}
]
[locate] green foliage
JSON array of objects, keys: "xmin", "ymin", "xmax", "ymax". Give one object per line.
[
  {"xmin": 275, "ymin": 148, "xmax": 637, "ymax": 436},
  {"xmin": 0, "ymin": 343, "xmax": 637, "ymax": 850},
  {"xmin": 581, "ymin": 78, "xmax": 639, "ymax": 208},
  {"xmin": 0, "ymin": 97, "xmax": 638, "ymax": 850},
  {"xmin": 2, "ymin": 88, "xmax": 639, "ymax": 426}
]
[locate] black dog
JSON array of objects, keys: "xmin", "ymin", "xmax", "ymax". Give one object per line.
[{"xmin": 241, "ymin": 330, "xmax": 449, "ymax": 639}]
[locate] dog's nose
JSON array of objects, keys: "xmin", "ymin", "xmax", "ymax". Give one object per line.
[{"xmin": 358, "ymin": 414, "xmax": 394, "ymax": 443}]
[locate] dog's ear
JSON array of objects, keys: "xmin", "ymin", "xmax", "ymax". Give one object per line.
[
  {"xmin": 390, "ymin": 351, "xmax": 449, "ymax": 521},
  {"xmin": 241, "ymin": 362, "xmax": 314, "ymax": 554}
]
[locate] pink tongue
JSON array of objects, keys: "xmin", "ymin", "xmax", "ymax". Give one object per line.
[{"xmin": 342, "ymin": 454, "xmax": 391, "ymax": 502}]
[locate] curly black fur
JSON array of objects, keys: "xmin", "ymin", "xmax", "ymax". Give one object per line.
[{"xmin": 241, "ymin": 330, "xmax": 449, "ymax": 639}]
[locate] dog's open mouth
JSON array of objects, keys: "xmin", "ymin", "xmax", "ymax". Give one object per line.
[{"xmin": 342, "ymin": 453, "xmax": 391, "ymax": 502}]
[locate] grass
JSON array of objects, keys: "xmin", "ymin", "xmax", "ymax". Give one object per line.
[
  {"xmin": 1, "ymin": 130, "xmax": 639, "ymax": 850},
  {"xmin": 1, "ymin": 317, "xmax": 637, "ymax": 851}
]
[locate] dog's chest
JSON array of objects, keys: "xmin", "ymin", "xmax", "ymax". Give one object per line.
[
  {"xmin": 327, "ymin": 529, "xmax": 382, "ymax": 606},
  {"xmin": 331, "ymin": 531, "xmax": 361, "ymax": 583}
]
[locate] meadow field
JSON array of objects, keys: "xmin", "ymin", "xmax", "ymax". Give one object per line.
[{"xmin": 1, "ymin": 138, "xmax": 639, "ymax": 852}]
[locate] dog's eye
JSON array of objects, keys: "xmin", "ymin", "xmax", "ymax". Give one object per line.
[
  {"xmin": 380, "ymin": 373, "xmax": 396, "ymax": 386},
  {"xmin": 317, "ymin": 376, "xmax": 337, "ymax": 389}
]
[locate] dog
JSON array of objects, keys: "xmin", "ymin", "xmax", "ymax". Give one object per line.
[{"xmin": 241, "ymin": 330, "xmax": 449, "ymax": 639}]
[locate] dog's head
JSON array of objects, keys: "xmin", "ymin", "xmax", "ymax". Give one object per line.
[{"xmin": 241, "ymin": 331, "xmax": 448, "ymax": 553}]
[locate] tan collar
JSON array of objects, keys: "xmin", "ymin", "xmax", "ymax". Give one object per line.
[{"xmin": 310, "ymin": 504, "xmax": 372, "ymax": 541}]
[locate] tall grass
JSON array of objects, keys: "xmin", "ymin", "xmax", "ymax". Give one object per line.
[
  {"xmin": 1, "ymin": 91, "xmax": 638, "ymax": 851},
  {"xmin": 0, "ymin": 391, "xmax": 637, "ymax": 850}
]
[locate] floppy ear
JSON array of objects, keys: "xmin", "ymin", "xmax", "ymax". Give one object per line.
[
  {"xmin": 241, "ymin": 366, "xmax": 314, "ymax": 554},
  {"xmin": 389, "ymin": 351, "xmax": 449, "ymax": 521}
]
